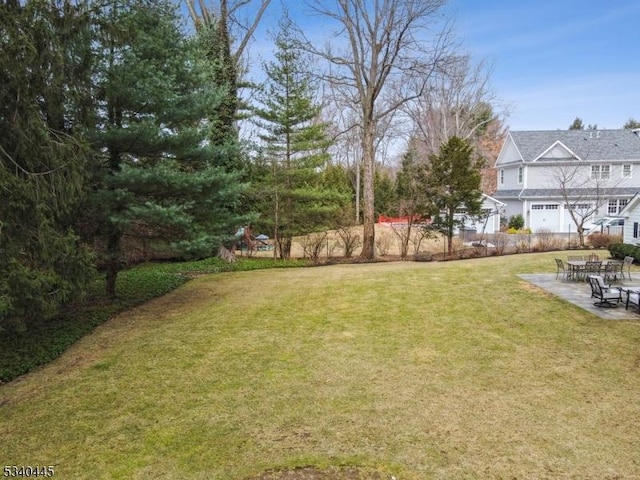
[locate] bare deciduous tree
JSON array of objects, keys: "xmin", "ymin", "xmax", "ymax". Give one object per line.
[
  {"xmin": 405, "ymin": 54, "xmax": 507, "ymax": 194},
  {"xmin": 551, "ymin": 164, "xmax": 619, "ymax": 247},
  {"xmin": 184, "ymin": 0, "xmax": 271, "ymax": 60},
  {"xmin": 302, "ymin": 0, "xmax": 453, "ymax": 259},
  {"xmin": 407, "ymin": 56, "xmax": 500, "ymax": 152},
  {"xmin": 184, "ymin": 0, "xmax": 272, "ymax": 145}
]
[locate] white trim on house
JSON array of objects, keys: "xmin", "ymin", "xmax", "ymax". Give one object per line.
[
  {"xmin": 618, "ymin": 192, "xmax": 640, "ymax": 245},
  {"xmin": 493, "ymin": 129, "xmax": 640, "ymax": 234},
  {"xmin": 534, "ymin": 140, "xmax": 582, "ymax": 162}
]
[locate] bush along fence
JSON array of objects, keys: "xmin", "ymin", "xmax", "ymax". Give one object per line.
[{"xmin": 609, "ymin": 243, "xmax": 640, "ymax": 262}]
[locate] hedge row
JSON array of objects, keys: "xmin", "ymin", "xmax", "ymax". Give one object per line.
[{"xmin": 608, "ymin": 243, "xmax": 640, "ymax": 262}]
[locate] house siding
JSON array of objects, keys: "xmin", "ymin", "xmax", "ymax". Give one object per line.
[
  {"xmin": 498, "ymin": 166, "xmax": 523, "ymax": 190},
  {"xmin": 493, "ymin": 129, "xmax": 640, "ymax": 233},
  {"xmin": 619, "ymin": 194, "xmax": 640, "ymax": 245},
  {"xmin": 622, "ymin": 221, "xmax": 638, "ymax": 245}
]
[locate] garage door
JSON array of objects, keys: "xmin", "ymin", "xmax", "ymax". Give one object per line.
[{"xmin": 529, "ymin": 204, "xmax": 560, "ymax": 232}]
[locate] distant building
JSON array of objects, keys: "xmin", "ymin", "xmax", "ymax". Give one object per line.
[{"xmin": 493, "ymin": 129, "xmax": 640, "ymax": 233}]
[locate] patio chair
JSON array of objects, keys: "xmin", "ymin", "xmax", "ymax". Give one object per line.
[
  {"xmin": 603, "ymin": 261, "xmax": 623, "ymax": 283},
  {"xmin": 584, "ymin": 261, "xmax": 602, "ymax": 281},
  {"xmin": 554, "ymin": 258, "xmax": 567, "ymax": 280},
  {"xmin": 623, "ymin": 256, "xmax": 635, "ymax": 281},
  {"xmin": 587, "ymin": 275, "xmax": 622, "ymax": 308},
  {"xmin": 625, "ymin": 289, "xmax": 640, "ymax": 313}
]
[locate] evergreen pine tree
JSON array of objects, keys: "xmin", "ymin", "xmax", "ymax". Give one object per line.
[
  {"xmin": 569, "ymin": 117, "xmax": 585, "ymax": 130},
  {"xmin": 0, "ymin": 0, "xmax": 94, "ymax": 328},
  {"xmin": 424, "ymin": 136, "xmax": 484, "ymax": 256},
  {"xmin": 253, "ymin": 15, "xmax": 346, "ymax": 258},
  {"xmin": 86, "ymin": 0, "xmax": 248, "ymax": 297}
]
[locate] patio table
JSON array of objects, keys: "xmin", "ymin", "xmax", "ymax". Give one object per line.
[
  {"xmin": 566, "ymin": 259, "xmax": 623, "ymax": 282},
  {"xmin": 566, "ymin": 260, "xmax": 606, "ymax": 281}
]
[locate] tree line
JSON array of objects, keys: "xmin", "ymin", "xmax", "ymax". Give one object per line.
[{"xmin": 1, "ymin": 0, "xmax": 504, "ymax": 330}]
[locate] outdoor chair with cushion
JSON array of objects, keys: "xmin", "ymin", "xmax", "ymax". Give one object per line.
[
  {"xmin": 587, "ymin": 275, "xmax": 622, "ymax": 308},
  {"xmin": 625, "ymin": 289, "xmax": 640, "ymax": 313},
  {"xmin": 555, "ymin": 258, "xmax": 567, "ymax": 280}
]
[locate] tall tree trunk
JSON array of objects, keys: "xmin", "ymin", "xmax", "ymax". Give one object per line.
[
  {"xmin": 360, "ymin": 126, "xmax": 376, "ymax": 259},
  {"xmin": 447, "ymin": 207, "xmax": 455, "ymax": 256},
  {"xmin": 214, "ymin": 0, "xmax": 238, "ymax": 148},
  {"xmin": 105, "ymin": 229, "xmax": 120, "ymax": 299}
]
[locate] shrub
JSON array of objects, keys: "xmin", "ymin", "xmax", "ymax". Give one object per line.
[
  {"xmin": 412, "ymin": 228, "xmax": 437, "ymax": 254},
  {"xmin": 413, "ymin": 252, "xmax": 432, "ymax": 262},
  {"xmin": 508, "ymin": 214, "xmax": 525, "ymax": 230},
  {"xmin": 492, "ymin": 233, "xmax": 510, "ymax": 255},
  {"xmin": 301, "ymin": 232, "xmax": 328, "ymax": 263},
  {"xmin": 609, "ymin": 243, "xmax": 640, "ymax": 261},
  {"xmin": 335, "ymin": 226, "xmax": 361, "ymax": 258},
  {"xmin": 588, "ymin": 233, "xmax": 622, "ymax": 249},
  {"xmin": 514, "ymin": 237, "xmax": 530, "ymax": 253},
  {"xmin": 375, "ymin": 232, "xmax": 393, "ymax": 256},
  {"xmin": 534, "ymin": 229, "xmax": 561, "ymax": 251},
  {"xmin": 507, "ymin": 227, "xmax": 532, "ymax": 234}
]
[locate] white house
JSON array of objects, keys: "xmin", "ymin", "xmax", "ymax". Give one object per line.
[
  {"xmin": 493, "ymin": 129, "xmax": 640, "ymax": 233},
  {"xmin": 619, "ymin": 192, "xmax": 640, "ymax": 245}
]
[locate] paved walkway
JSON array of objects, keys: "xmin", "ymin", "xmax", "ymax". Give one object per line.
[{"xmin": 518, "ymin": 273, "xmax": 640, "ymax": 321}]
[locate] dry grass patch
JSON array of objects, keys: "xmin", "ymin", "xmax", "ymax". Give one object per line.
[{"xmin": 2, "ymin": 253, "xmax": 640, "ymax": 479}]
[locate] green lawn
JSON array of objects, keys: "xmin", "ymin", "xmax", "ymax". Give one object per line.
[{"xmin": 2, "ymin": 252, "xmax": 640, "ymax": 479}]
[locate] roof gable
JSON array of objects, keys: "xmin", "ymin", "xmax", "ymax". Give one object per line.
[
  {"xmin": 494, "ymin": 133, "xmax": 523, "ymax": 166},
  {"xmin": 619, "ymin": 192, "xmax": 640, "ymax": 217},
  {"xmin": 534, "ymin": 140, "xmax": 581, "ymax": 162}
]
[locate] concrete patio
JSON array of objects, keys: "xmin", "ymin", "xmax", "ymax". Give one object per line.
[{"xmin": 518, "ymin": 273, "xmax": 640, "ymax": 320}]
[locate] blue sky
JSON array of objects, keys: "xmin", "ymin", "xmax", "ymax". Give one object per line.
[
  {"xmin": 242, "ymin": 0, "xmax": 640, "ymax": 132},
  {"xmin": 446, "ymin": 0, "xmax": 640, "ymax": 130}
]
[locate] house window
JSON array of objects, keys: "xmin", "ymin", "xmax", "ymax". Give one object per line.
[
  {"xmin": 608, "ymin": 199, "xmax": 628, "ymax": 214},
  {"xmin": 517, "ymin": 166, "xmax": 523, "ymax": 184},
  {"xmin": 608, "ymin": 200, "xmax": 618, "ymax": 214},
  {"xmin": 623, "ymin": 164, "xmax": 632, "ymax": 178},
  {"xmin": 634, "ymin": 222, "xmax": 639, "ymax": 239},
  {"xmin": 566, "ymin": 203, "xmax": 591, "ymax": 211},
  {"xmin": 591, "ymin": 164, "xmax": 611, "ymax": 180},
  {"xmin": 500, "ymin": 169, "xmax": 504, "ymax": 185}
]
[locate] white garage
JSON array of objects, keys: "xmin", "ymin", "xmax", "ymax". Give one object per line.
[{"xmin": 528, "ymin": 203, "xmax": 561, "ymax": 232}]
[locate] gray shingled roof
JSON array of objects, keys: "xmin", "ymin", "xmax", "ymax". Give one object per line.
[{"xmin": 510, "ymin": 129, "xmax": 640, "ymax": 162}]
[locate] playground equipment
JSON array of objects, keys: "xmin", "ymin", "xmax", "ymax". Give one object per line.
[{"xmin": 234, "ymin": 226, "xmax": 273, "ymax": 255}]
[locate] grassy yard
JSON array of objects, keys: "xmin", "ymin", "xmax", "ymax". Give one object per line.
[{"xmin": 1, "ymin": 252, "xmax": 640, "ymax": 479}]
